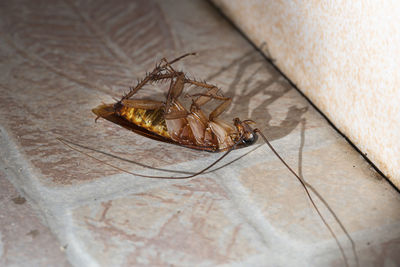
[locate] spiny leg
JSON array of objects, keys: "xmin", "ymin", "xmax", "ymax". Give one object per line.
[
  {"xmin": 122, "ymin": 53, "xmax": 196, "ymax": 101},
  {"xmin": 163, "ymin": 75, "xmax": 191, "ymax": 120},
  {"xmin": 120, "ymin": 99, "xmax": 164, "ymax": 110},
  {"xmin": 158, "ymin": 52, "xmax": 197, "ymax": 75},
  {"xmin": 209, "ymin": 98, "xmax": 232, "ymax": 121},
  {"xmin": 160, "ymin": 58, "xmax": 177, "ymax": 74},
  {"xmin": 185, "ymin": 78, "xmax": 232, "ymax": 121},
  {"xmin": 165, "ymin": 72, "xmax": 186, "ymax": 113},
  {"xmin": 123, "ymin": 66, "xmax": 169, "ymax": 101},
  {"xmin": 168, "ymin": 52, "xmax": 197, "ymax": 65},
  {"xmin": 183, "ymin": 79, "xmax": 233, "ymax": 149}
]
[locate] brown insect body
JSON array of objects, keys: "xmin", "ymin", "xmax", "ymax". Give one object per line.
[
  {"xmin": 92, "ymin": 104, "xmax": 174, "ymax": 144},
  {"xmin": 92, "ymin": 53, "xmax": 257, "ymax": 152}
]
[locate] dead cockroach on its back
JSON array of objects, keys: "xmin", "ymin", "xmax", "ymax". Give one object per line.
[
  {"xmin": 92, "ymin": 53, "xmax": 257, "ymax": 153},
  {"xmin": 60, "ymin": 53, "xmax": 357, "ymax": 266}
]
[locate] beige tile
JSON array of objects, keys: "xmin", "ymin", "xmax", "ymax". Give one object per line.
[
  {"xmin": 0, "ymin": 172, "xmax": 70, "ymax": 266},
  {"xmin": 70, "ymin": 178, "xmax": 265, "ymax": 266},
  {"xmin": 0, "ymin": 0, "xmax": 398, "ymax": 266}
]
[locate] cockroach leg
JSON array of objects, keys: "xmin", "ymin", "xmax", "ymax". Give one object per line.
[
  {"xmin": 123, "ymin": 69, "xmax": 163, "ymax": 101},
  {"xmin": 191, "ymin": 86, "xmax": 219, "ymax": 101},
  {"xmin": 123, "ymin": 53, "xmax": 196, "ymax": 101},
  {"xmin": 181, "ymin": 80, "xmax": 232, "ymax": 121},
  {"xmin": 150, "ymin": 73, "xmax": 176, "ymax": 82},
  {"xmin": 89, "ymin": 53, "xmax": 357, "ymax": 266},
  {"xmin": 184, "ymin": 78, "xmax": 216, "ymax": 89},
  {"xmin": 183, "ymin": 78, "xmax": 232, "ymax": 119},
  {"xmin": 209, "ymin": 98, "xmax": 232, "ymax": 121},
  {"xmin": 160, "ymin": 57, "xmax": 177, "ymax": 73},
  {"xmin": 165, "ymin": 72, "xmax": 186, "ymax": 112},
  {"xmin": 190, "ymin": 91, "xmax": 232, "ymax": 122},
  {"xmin": 167, "ymin": 52, "xmax": 197, "ymax": 65},
  {"xmin": 120, "ymin": 99, "xmax": 164, "ymax": 110}
]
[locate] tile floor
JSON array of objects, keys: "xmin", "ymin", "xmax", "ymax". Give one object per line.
[{"xmin": 0, "ymin": 0, "xmax": 399, "ymax": 266}]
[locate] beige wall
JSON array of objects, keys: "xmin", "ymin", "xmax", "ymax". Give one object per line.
[{"xmin": 212, "ymin": 0, "xmax": 400, "ymax": 189}]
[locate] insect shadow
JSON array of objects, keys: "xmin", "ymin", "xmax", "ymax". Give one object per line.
[
  {"xmin": 213, "ymin": 51, "xmax": 357, "ymax": 266},
  {"xmin": 62, "ymin": 50, "xmax": 306, "ymax": 176},
  {"xmin": 206, "ymin": 48, "xmax": 308, "ymax": 141},
  {"xmin": 60, "ymin": 51, "xmax": 358, "ymax": 267}
]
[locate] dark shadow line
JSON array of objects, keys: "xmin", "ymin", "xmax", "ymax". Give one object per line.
[
  {"xmin": 206, "ymin": 144, "xmax": 262, "ymax": 172},
  {"xmin": 57, "ymin": 138, "xmax": 262, "ymax": 176},
  {"xmin": 59, "ymin": 138, "xmax": 194, "ymax": 175},
  {"xmin": 298, "ymin": 119, "xmax": 360, "ymax": 267},
  {"xmin": 58, "ymin": 137, "xmax": 245, "ymax": 180}
]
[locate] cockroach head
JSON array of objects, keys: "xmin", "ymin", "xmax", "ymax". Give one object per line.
[{"xmin": 233, "ymin": 118, "xmax": 258, "ymax": 146}]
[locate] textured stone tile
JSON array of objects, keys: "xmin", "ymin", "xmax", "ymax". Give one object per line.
[
  {"xmin": 0, "ymin": 0, "xmax": 306, "ymax": 185},
  {"xmin": 0, "ymin": 172, "xmax": 70, "ymax": 266},
  {"xmin": 69, "ymin": 178, "xmax": 266, "ymax": 266},
  {"xmin": 0, "ymin": 0, "xmax": 398, "ymax": 266},
  {"xmin": 238, "ymin": 135, "xmax": 400, "ymax": 265},
  {"xmin": 0, "ymin": 0, "xmax": 184, "ymax": 184}
]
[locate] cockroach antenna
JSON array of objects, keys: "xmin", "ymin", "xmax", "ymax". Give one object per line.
[{"xmin": 66, "ymin": 53, "xmax": 359, "ymax": 267}]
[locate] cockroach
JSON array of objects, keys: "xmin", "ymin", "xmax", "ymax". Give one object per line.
[
  {"xmin": 93, "ymin": 53, "xmax": 257, "ymax": 153},
  {"xmin": 60, "ymin": 53, "xmax": 357, "ymax": 266}
]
